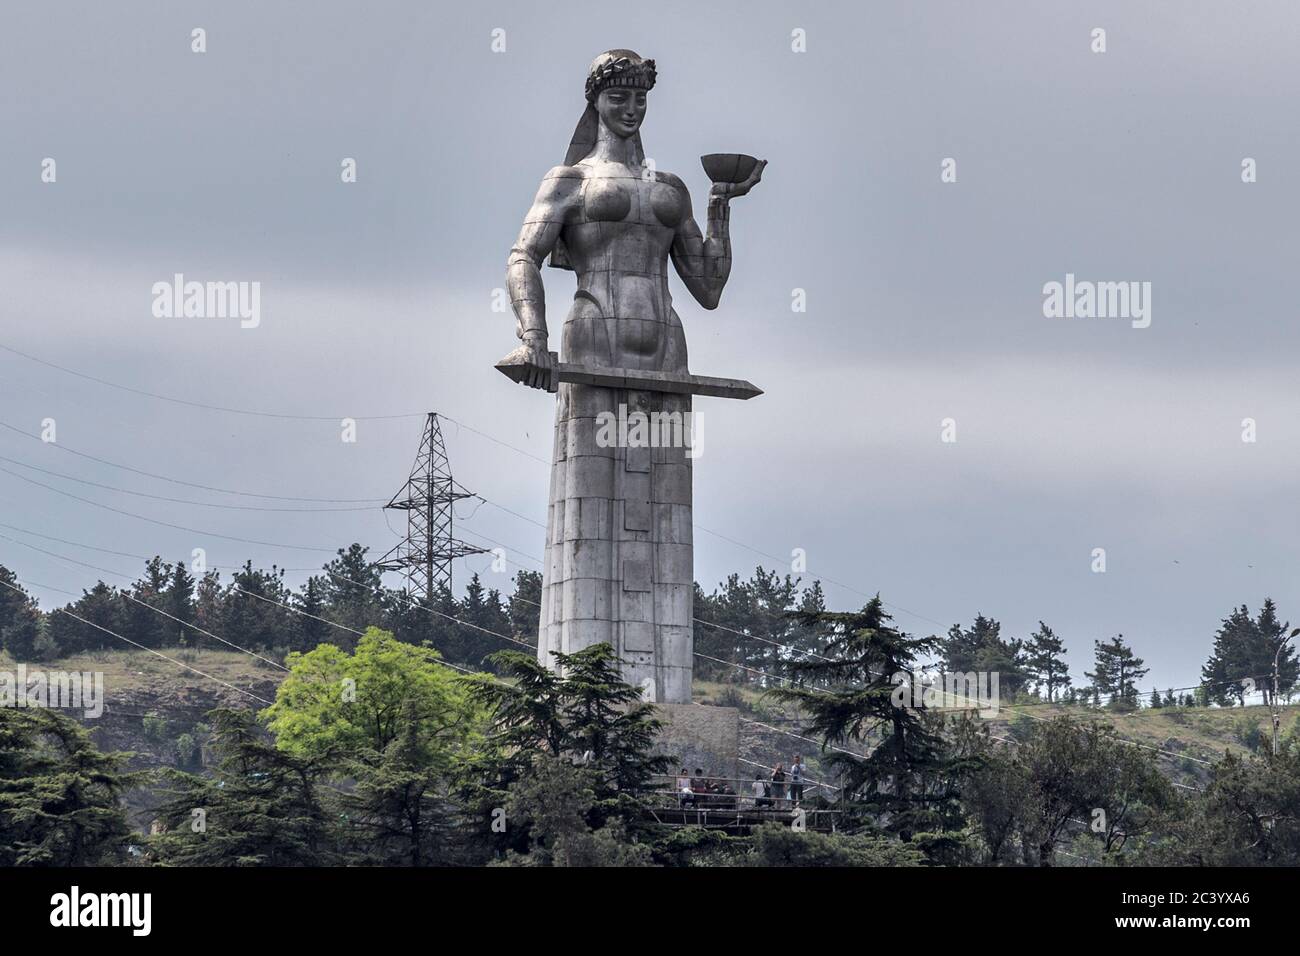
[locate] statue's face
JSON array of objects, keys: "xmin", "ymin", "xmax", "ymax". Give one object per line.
[{"xmin": 595, "ymin": 87, "xmax": 647, "ymax": 138}]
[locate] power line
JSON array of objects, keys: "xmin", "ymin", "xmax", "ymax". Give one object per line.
[
  {"xmin": 0, "ymin": 529, "xmax": 288, "ymax": 670},
  {"xmin": 0, "ymin": 576, "xmax": 273, "ymax": 706},
  {"xmin": 0, "ymin": 462, "xmax": 341, "ymax": 553},
  {"xmin": 0, "ymin": 451, "xmax": 379, "ymax": 513},
  {"xmin": 0, "ymin": 342, "xmax": 944, "ymax": 628},
  {"xmin": 0, "ymin": 342, "xmax": 424, "ymax": 422},
  {"xmin": 0, "ymin": 419, "xmax": 387, "ymax": 503}
]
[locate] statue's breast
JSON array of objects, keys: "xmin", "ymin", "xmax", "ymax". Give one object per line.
[
  {"xmin": 582, "ymin": 177, "xmax": 633, "ymax": 222},
  {"xmin": 648, "ymin": 181, "xmax": 685, "ymax": 228}
]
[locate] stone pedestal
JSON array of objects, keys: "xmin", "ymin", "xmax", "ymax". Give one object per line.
[{"xmin": 653, "ymin": 703, "xmax": 739, "ymax": 785}]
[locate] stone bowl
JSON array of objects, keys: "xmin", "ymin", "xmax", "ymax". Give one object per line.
[{"xmin": 700, "ymin": 153, "xmax": 759, "ymax": 184}]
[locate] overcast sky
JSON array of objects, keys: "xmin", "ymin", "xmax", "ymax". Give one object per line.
[{"xmin": 3, "ymin": 1, "xmax": 1300, "ymax": 693}]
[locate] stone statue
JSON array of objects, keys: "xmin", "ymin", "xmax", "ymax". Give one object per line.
[{"xmin": 497, "ymin": 49, "xmax": 766, "ymax": 704}]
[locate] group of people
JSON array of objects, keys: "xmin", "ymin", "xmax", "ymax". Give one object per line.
[{"xmin": 674, "ymin": 756, "xmax": 807, "ymax": 811}]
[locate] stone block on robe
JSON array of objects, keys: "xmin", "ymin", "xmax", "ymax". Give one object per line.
[
  {"xmin": 562, "ymin": 537, "xmax": 613, "ymax": 580},
  {"xmin": 621, "ymin": 620, "xmax": 655, "ymax": 653},
  {"xmin": 654, "ymin": 542, "xmax": 693, "ymax": 586}
]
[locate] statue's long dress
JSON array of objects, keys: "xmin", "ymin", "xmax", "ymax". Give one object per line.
[
  {"xmin": 539, "ymin": 383, "xmax": 693, "ymax": 703},
  {"xmin": 536, "ymin": 167, "xmax": 695, "ymax": 704}
]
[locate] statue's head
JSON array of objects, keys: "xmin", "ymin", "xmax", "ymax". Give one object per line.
[{"xmin": 585, "ymin": 49, "xmax": 656, "ymax": 139}]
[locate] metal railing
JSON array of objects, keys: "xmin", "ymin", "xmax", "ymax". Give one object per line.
[{"xmin": 646, "ymin": 773, "xmax": 832, "ymax": 811}]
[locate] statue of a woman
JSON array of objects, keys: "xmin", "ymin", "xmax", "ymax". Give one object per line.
[{"xmin": 501, "ymin": 49, "xmax": 765, "ymax": 703}]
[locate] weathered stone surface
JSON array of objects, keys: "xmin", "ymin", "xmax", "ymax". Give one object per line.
[
  {"xmin": 652, "ymin": 703, "xmax": 740, "ymax": 785},
  {"xmin": 499, "ymin": 48, "xmax": 766, "ymax": 704}
]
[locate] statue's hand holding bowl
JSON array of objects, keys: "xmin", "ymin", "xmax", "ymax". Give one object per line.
[
  {"xmin": 499, "ymin": 335, "xmax": 555, "ymax": 391},
  {"xmin": 701, "ymin": 154, "xmax": 767, "ymax": 199}
]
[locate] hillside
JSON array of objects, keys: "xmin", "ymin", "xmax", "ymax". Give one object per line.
[{"xmin": 6, "ymin": 649, "xmax": 1296, "ymax": 806}]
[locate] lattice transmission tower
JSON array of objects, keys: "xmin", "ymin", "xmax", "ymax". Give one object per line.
[{"xmin": 375, "ymin": 412, "xmax": 487, "ymax": 602}]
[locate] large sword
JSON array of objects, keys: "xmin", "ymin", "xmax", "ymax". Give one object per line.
[{"xmin": 495, "ymin": 351, "xmax": 762, "ymax": 401}]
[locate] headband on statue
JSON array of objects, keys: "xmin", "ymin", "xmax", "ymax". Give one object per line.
[{"xmin": 584, "ymin": 50, "xmax": 657, "ymax": 102}]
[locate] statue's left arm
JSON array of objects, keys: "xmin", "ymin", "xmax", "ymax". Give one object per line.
[{"xmin": 669, "ymin": 160, "xmax": 766, "ymax": 311}]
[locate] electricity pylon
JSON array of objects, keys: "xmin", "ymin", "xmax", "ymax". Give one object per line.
[{"xmin": 376, "ymin": 412, "xmax": 487, "ymax": 602}]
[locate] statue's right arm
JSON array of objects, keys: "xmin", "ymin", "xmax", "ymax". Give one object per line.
[{"xmin": 506, "ymin": 166, "xmax": 583, "ymax": 347}]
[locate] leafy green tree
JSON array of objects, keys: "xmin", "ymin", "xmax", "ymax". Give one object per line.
[
  {"xmin": 999, "ymin": 717, "xmax": 1171, "ymax": 865},
  {"xmin": 1140, "ymin": 747, "xmax": 1300, "ymax": 865},
  {"xmin": 0, "ymin": 708, "xmax": 136, "ymax": 865},
  {"xmin": 262, "ymin": 627, "xmax": 478, "ymax": 760},
  {"xmin": 962, "ymin": 748, "xmax": 1030, "ymax": 863}
]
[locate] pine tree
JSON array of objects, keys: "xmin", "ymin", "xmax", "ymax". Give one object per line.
[
  {"xmin": 222, "ymin": 561, "xmax": 291, "ymax": 651},
  {"xmin": 944, "ymin": 615, "xmax": 1030, "ymax": 696},
  {"xmin": 165, "ymin": 560, "xmax": 197, "ymax": 645},
  {"xmin": 1202, "ymin": 605, "xmax": 1256, "ymax": 706},
  {"xmin": 123, "ymin": 556, "xmax": 171, "ymax": 648},
  {"xmin": 1, "ymin": 603, "xmax": 41, "ymax": 660},
  {"xmin": 46, "ymin": 582, "xmax": 122, "ymax": 655},
  {"xmin": 467, "ymin": 643, "xmax": 669, "ymax": 857},
  {"xmin": 292, "ymin": 575, "xmax": 333, "ymax": 652},
  {"xmin": 151, "ymin": 709, "xmax": 341, "ymax": 866},
  {"xmin": 0, "ymin": 708, "xmax": 137, "ymax": 865},
  {"xmin": 1023, "ymin": 622, "xmax": 1071, "ymax": 701},
  {"xmin": 774, "ymin": 596, "xmax": 969, "ymax": 842},
  {"xmin": 339, "ymin": 699, "xmax": 464, "ymax": 866},
  {"xmin": 322, "ymin": 543, "xmax": 384, "ymax": 636},
  {"xmin": 1086, "ymin": 635, "xmax": 1148, "ymax": 710},
  {"xmin": 193, "ymin": 571, "xmax": 223, "ymax": 633},
  {"xmin": 557, "ymin": 643, "xmax": 668, "ymax": 803},
  {"xmin": 508, "ymin": 570, "xmax": 542, "ymax": 644},
  {"xmin": 0, "ymin": 568, "xmax": 30, "ymax": 635}
]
